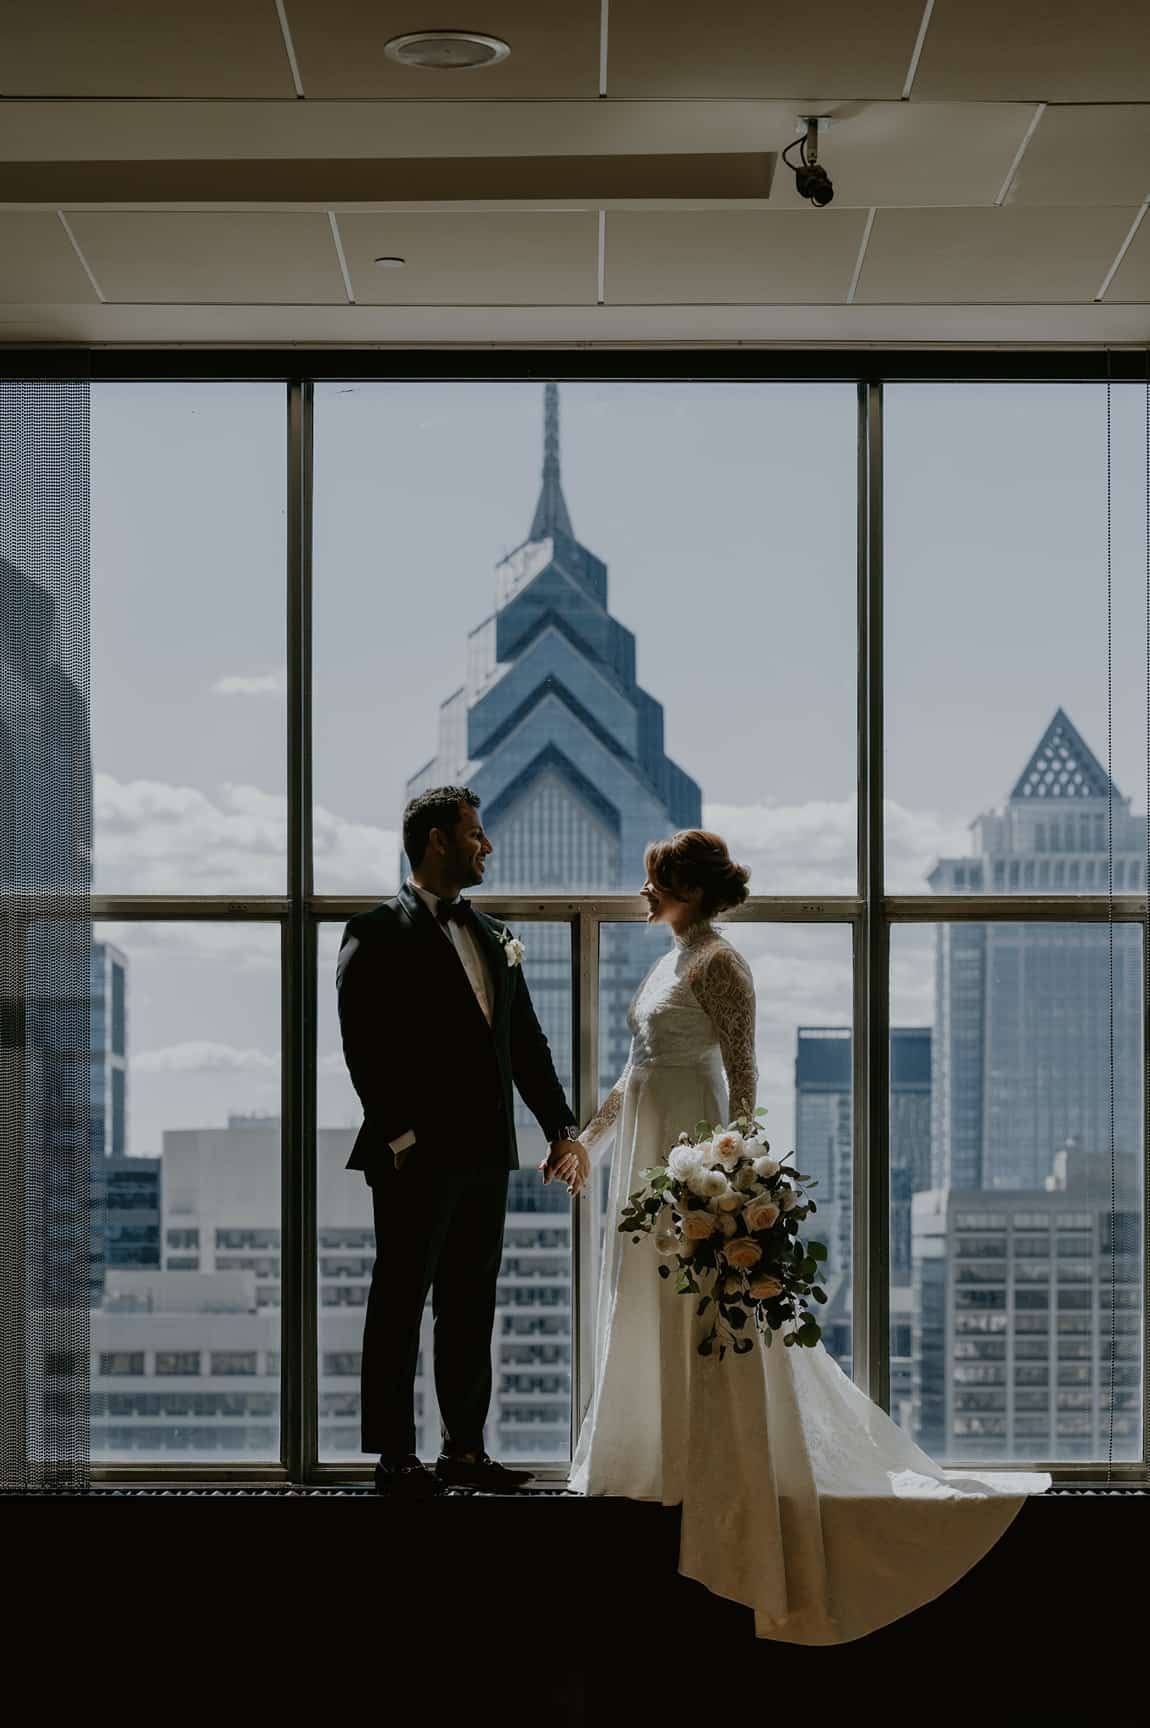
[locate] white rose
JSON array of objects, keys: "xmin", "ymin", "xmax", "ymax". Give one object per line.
[
  {"xmin": 681, "ymin": 1209, "xmax": 718, "ymax": 1240},
  {"xmin": 668, "ymin": 1143, "xmax": 704, "ymax": 1181},
  {"xmin": 655, "ymin": 1229, "xmax": 679, "ymax": 1256},
  {"xmin": 712, "ymin": 1130, "xmax": 746, "ymax": 1166},
  {"xmin": 694, "ymin": 1140, "xmax": 714, "ymax": 1165},
  {"xmin": 734, "ymin": 1166, "xmax": 761, "ymax": 1193},
  {"xmin": 689, "ymin": 1168, "xmax": 728, "ymax": 1200},
  {"xmin": 503, "ymin": 935, "xmax": 526, "ymax": 967},
  {"xmin": 752, "ymin": 1155, "xmax": 780, "ymax": 1179}
]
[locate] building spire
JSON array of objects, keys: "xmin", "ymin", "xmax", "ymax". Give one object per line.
[{"xmin": 529, "ymin": 381, "xmax": 574, "ymax": 542}]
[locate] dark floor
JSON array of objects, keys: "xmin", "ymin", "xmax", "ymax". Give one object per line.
[{"xmin": 9, "ymin": 1490, "xmax": 1147, "ymax": 1724}]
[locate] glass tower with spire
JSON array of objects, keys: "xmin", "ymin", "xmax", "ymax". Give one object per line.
[{"xmin": 406, "ymin": 382, "xmax": 702, "ymax": 1115}]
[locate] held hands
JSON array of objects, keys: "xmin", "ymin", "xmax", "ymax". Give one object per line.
[{"xmin": 540, "ymin": 1137, "xmax": 590, "ymax": 1198}]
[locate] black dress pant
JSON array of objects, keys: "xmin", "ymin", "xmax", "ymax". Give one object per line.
[{"xmin": 361, "ymin": 1148, "xmax": 509, "ymax": 1459}]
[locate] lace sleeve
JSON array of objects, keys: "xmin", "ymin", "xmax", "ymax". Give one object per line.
[
  {"xmin": 580, "ymin": 1059, "xmax": 631, "ymax": 1156},
  {"xmin": 689, "ymin": 942, "xmax": 757, "ymax": 1122}
]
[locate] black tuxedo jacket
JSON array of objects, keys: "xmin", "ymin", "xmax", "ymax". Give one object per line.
[{"xmin": 337, "ymin": 882, "xmax": 577, "ymax": 1177}]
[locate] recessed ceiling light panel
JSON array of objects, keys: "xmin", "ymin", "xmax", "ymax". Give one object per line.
[
  {"xmin": 373, "ymin": 257, "xmax": 406, "ymax": 268},
  {"xmin": 383, "ymin": 31, "xmax": 511, "ymax": 70}
]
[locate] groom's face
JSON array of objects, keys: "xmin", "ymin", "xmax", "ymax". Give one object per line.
[{"xmin": 442, "ymin": 802, "xmax": 492, "ymax": 887}]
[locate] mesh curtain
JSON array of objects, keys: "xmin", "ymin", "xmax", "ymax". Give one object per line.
[{"xmin": 1, "ymin": 378, "xmax": 91, "ymax": 1491}]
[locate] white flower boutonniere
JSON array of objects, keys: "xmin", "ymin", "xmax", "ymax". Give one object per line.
[{"xmin": 498, "ymin": 928, "xmax": 526, "ymax": 969}]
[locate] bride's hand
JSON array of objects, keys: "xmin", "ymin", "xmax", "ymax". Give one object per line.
[{"xmin": 540, "ymin": 1138, "xmax": 590, "ymax": 1196}]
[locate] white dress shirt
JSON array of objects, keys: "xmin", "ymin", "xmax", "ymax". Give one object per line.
[{"xmin": 388, "ymin": 878, "xmax": 495, "ymax": 1161}]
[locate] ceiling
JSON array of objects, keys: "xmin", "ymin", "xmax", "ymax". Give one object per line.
[{"xmin": 1, "ymin": 0, "xmax": 1148, "ymax": 347}]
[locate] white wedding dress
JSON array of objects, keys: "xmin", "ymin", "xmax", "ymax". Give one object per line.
[{"xmin": 569, "ymin": 919, "xmax": 1050, "ymax": 1645}]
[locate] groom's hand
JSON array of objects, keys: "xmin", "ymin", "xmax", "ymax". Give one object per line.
[{"xmin": 540, "ymin": 1138, "xmax": 590, "ymax": 1197}]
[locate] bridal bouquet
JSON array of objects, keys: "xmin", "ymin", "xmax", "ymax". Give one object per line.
[{"xmin": 618, "ymin": 1108, "xmax": 828, "ymax": 1359}]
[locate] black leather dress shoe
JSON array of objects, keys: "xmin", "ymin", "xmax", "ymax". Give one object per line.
[
  {"xmin": 373, "ymin": 1456, "xmax": 441, "ymax": 1498},
  {"xmin": 434, "ymin": 1452, "xmax": 533, "ymax": 1493}
]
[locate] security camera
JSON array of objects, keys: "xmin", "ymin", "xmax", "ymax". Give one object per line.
[{"xmin": 783, "ymin": 118, "xmax": 835, "ymax": 207}]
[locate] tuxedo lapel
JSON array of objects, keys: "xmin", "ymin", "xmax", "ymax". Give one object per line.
[
  {"xmin": 471, "ymin": 909, "xmax": 512, "ymax": 1027},
  {"xmin": 397, "ymin": 882, "xmax": 497, "ymax": 1034}
]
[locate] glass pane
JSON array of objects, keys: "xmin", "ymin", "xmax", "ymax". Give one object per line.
[
  {"xmin": 891, "ymin": 921, "xmax": 1144, "ymax": 1465},
  {"xmin": 90, "ymin": 382, "xmax": 287, "ymax": 894},
  {"xmin": 313, "ymin": 381, "xmax": 856, "ymax": 897},
  {"xmin": 89, "ymin": 922, "xmax": 281, "ymax": 1461},
  {"xmin": 318, "ymin": 919, "xmax": 575, "ymax": 1465},
  {"xmin": 885, "ymin": 383, "xmax": 1148, "ymax": 895},
  {"xmin": 593, "ymin": 921, "xmax": 854, "ymax": 1382}
]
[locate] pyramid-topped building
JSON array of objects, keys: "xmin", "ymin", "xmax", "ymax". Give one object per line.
[
  {"xmin": 406, "ymin": 384, "xmax": 701, "ymax": 893},
  {"xmin": 929, "ymin": 710, "xmax": 1145, "ymax": 1193}
]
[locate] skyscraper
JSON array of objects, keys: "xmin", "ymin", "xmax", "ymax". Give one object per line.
[
  {"xmin": 930, "ymin": 709, "xmax": 1144, "ymax": 1194},
  {"xmin": 404, "ymin": 382, "xmax": 703, "ymax": 1458},
  {"xmin": 911, "ymin": 709, "xmax": 1145, "ymax": 1459}
]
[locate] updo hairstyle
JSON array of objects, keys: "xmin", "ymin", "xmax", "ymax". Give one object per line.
[{"xmin": 643, "ymin": 829, "xmax": 750, "ymax": 918}]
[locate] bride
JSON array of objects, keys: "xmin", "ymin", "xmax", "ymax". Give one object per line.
[{"xmin": 559, "ymin": 828, "xmax": 1050, "ymax": 1645}]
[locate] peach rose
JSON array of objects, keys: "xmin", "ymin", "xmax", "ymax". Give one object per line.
[
  {"xmin": 715, "ymin": 1211, "xmax": 739, "ymax": 1238},
  {"xmin": 712, "ymin": 1130, "xmax": 746, "ymax": 1166},
  {"xmin": 744, "ymin": 1198, "xmax": 781, "ymax": 1233},
  {"xmin": 681, "ymin": 1210, "xmax": 718, "ymax": 1240},
  {"xmin": 723, "ymin": 1237, "xmax": 763, "ymax": 1270},
  {"xmin": 750, "ymin": 1274, "xmax": 784, "ymax": 1300}
]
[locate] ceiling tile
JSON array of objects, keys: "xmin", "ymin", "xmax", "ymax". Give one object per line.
[
  {"xmin": 284, "ymin": 0, "xmax": 600, "ymax": 99},
  {"xmin": 63, "ymin": 212, "xmax": 347, "ymax": 304},
  {"xmin": 856, "ymin": 206, "xmax": 1138, "ymax": 302},
  {"xmin": 0, "ymin": 1, "xmax": 294, "ymax": 98},
  {"xmin": 914, "ymin": 0, "xmax": 1150, "ymax": 101},
  {"xmin": 1104, "ymin": 211, "xmax": 1150, "ymax": 300},
  {"xmin": 607, "ymin": 0, "xmax": 925, "ymax": 97},
  {"xmin": 768, "ymin": 101, "xmax": 1036, "ymax": 208},
  {"xmin": 337, "ymin": 212, "xmax": 598, "ymax": 305},
  {"xmin": 604, "ymin": 210, "xmax": 867, "ymax": 303},
  {"xmin": 1008, "ymin": 105, "xmax": 1150, "ymax": 205},
  {"xmin": 0, "ymin": 213, "xmax": 98, "ymax": 303}
]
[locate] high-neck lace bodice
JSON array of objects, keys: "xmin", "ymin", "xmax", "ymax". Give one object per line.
[{"xmin": 582, "ymin": 925, "xmax": 757, "ymax": 1147}]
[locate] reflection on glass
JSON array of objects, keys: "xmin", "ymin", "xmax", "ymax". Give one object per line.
[
  {"xmin": 313, "ymin": 380, "xmax": 856, "ymax": 898},
  {"xmin": 891, "ymin": 922, "xmax": 1143, "ymax": 1464},
  {"xmin": 317, "ymin": 920, "xmax": 575, "ymax": 1465},
  {"xmin": 90, "ymin": 382, "xmax": 287, "ymax": 894},
  {"xmin": 89, "ymin": 923, "xmax": 281, "ymax": 1460},
  {"xmin": 885, "ymin": 384, "xmax": 1148, "ymax": 896},
  {"xmin": 593, "ymin": 922, "xmax": 854, "ymax": 1380}
]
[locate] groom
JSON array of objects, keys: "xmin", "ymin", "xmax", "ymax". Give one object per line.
[{"xmin": 337, "ymin": 785, "xmax": 589, "ymax": 1496}]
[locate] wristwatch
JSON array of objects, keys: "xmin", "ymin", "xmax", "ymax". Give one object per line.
[{"xmin": 552, "ymin": 1125, "xmax": 578, "ymax": 1142}]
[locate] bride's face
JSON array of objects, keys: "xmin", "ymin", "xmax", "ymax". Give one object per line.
[{"xmin": 641, "ymin": 874, "xmax": 700, "ymax": 925}]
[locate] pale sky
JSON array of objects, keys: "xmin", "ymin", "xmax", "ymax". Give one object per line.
[{"xmin": 86, "ymin": 377, "xmax": 1149, "ymax": 1165}]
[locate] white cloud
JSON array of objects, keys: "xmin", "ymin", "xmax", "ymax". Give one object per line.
[
  {"xmin": 211, "ymin": 669, "xmax": 287, "ymax": 697},
  {"xmin": 704, "ymin": 797, "xmax": 971, "ymax": 895},
  {"xmin": 93, "ymin": 773, "xmax": 397, "ymax": 895},
  {"xmin": 134, "ymin": 1040, "xmax": 279, "ymax": 1075}
]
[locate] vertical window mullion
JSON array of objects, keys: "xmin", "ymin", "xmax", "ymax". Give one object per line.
[
  {"xmin": 856, "ymin": 376, "xmax": 891, "ymax": 1409},
  {"xmin": 572, "ymin": 908, "xmax": 599, "ymax": 1439},
  {"xmin": 283, "ymin": 378, "xmax": 316, "ymax": 1482}
]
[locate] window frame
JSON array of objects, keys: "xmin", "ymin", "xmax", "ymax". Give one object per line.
[{"xmin": 31, "ymin": 346, "xmax": 1143, "ymax": 1489}]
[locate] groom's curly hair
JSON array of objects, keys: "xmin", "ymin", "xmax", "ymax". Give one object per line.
[
  {"xmin": 403, "ymin": 785, "xmax": 483, "ymax": 867},
  {"xmin": 645, "ymin": 829, "xmax": 751, "ymax": 917}
]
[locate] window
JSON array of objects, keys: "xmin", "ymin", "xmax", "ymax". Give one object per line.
[{"xmin": 70, "ymin": 363, "xmax": 1147, "ymax": 1488}]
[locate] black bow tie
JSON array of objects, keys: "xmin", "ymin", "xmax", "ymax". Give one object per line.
[{"xmin": 435, "ymin": 897, "xmax": 473, "ymax": 927}]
